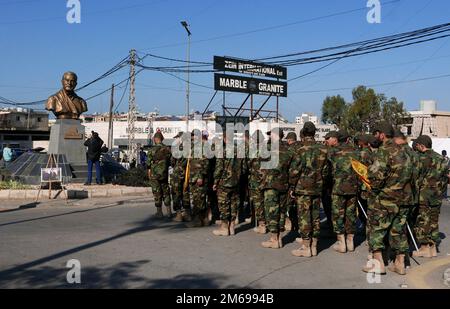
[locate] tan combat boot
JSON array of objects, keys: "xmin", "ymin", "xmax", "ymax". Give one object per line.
[
  {"xmin": 388, "ymin": 254, "xmax": 406, "ymax": 275},
  {"xmin": 213, "ymin": 221, "xmax": 230, "ymax": 236},
  {"xmin": 153, "ymin": 207, "xmax": 164, "ymax": 219},
  {"xmin": 253, "ymin": 222, "xmax": 267, "ymax": 234},
  {"xmin": 165, "ymin": 206, "xmax": 173, "ymax": 218},
  {"xmin": 346, "ymin": 234, "xmax": 355, "ymax": 252},
  {"xmin": 332, "ymin": 234, "xmax": 347, "ymax": 253},
  {"xmin": 362, "ymin": 251, "xmax": 386, "ymax": 275},
  {"xmin": 295, "ymin": 237, "xmax": 303, "ymax": 244},
  {"xmin": 413, "ymin": 244, "xmax": 432, "ymax": 258},
  {"xmin": 311, "ymin": 238, "xmax": 318, "ymax": 256},
  {"xmin": 229, "ymin": 220, "xmax": 236, "ymax": 236},
  {"xmin": 261, "ymin": 233, "xmax": 282, "ymax": 249},
  {"xmin": 291, "ymin": 238, "xmax": 312, "ymax": 257},
  {"xmin": 430, "ymin": 244, "xmax": 438, "ymax": 257},
  {"xmin": 173, "ymin": 211, "xmax": 183, "ymax": 222}
]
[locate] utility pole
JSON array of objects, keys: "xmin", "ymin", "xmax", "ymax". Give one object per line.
[
  {"xmin": 181, "ymin": 21, "xmax": 191, "ymax": 132},
  {"xmin": 127, "ymin": 49, "xmax": 137, "ymax": 163},
  {"xmin": 107, "ymin": 84, "xmax": 115, "ymax": 150}
]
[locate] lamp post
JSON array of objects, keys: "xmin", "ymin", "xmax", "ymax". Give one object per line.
[{"xmin": 181, "ymin": 21, "xmax": 191, "ymax": 132}]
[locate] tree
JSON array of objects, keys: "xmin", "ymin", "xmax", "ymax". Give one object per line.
[
  {"xmin": 381, "ymin": 96, "xmax": 409, "ymax": 126},
  {"xmin": 321, "ymin": 95, "xmax": 347, "ymax": 128}
]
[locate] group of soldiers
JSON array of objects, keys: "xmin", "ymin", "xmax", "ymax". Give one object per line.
[{"xmin": 146, "ymin": 120, "xmax": 449, "ymax": 276}]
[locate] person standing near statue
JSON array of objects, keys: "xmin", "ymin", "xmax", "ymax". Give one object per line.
[{"xmin": 84, "ymin": 131, "xmax": 104, "ymax": 185}]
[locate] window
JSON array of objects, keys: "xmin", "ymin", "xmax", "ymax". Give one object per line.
[
  {"xmin": 16, "ymin": 116, "xmax": 21, "ymax": 121},
  {"xmin": 37, "ymin": 117, "xmax": 42, "ymax": 122}
]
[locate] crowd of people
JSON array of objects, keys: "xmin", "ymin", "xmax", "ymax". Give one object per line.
[{"xmin": 145, "ymin": 121, "xmax": 449, "ymax": 276}]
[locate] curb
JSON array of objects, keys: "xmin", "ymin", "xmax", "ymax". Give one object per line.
[{"xmin": 0, "ymin": 187, "xmax": 152, "ymax": 200}]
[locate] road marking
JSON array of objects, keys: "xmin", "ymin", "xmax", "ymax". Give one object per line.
[{"xmin": 407, "ymin": 256, "xmax": 450, "ymax": 289}]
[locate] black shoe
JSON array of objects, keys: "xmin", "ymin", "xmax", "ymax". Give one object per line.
[{"xmin": 84, "ymin": 183, "xmax": 91, "ymax": 186}]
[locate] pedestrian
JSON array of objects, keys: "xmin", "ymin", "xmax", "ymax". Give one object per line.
[
  {"xmin": 84, "ymin": 132, "xmax": 104, "ymax": 185},
  {"xmin": 2, "ymin": 144, "xmax": 13, "ymax": 168},
  {"xmin": 329, "ymin": 130, "xmax": 361, "ymax": 253},
  {"xmin": 290, "ymin": 122, "xmax": 329, "ymax": 257},
  {"xmin": 413, "ymin": 135, "xmax": 449, "ymax": 258},
  {"xmin": 362, "ymin": 121, "xmax": 414, "ymax": 275},
  {"xmin": 212, "ymin": 131, "xmax": 247, "ymax": 236},
  {"xmin": 147, "ymin": 132, "xmax": 172, "ymax": 218},
  {"xmin": 139, "ymin": 147, "xmax": 148, "ymax": 168},
  {"xmin": 260, "ymin": 128, "xmax": 294, "ymax": 249}
]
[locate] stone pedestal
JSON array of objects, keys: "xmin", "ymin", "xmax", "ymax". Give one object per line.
[{"xmin": 48, "ymin": 119, "xmax": 86, "ymax": 164}]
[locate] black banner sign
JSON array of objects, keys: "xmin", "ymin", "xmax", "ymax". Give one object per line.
[
  {"xmin": 214, "ymin": 56, "xmax": 287, "ymax": 80},
  {"xmin": 214, "ymin": 74, "xmax": 287, "ymax": 97}
]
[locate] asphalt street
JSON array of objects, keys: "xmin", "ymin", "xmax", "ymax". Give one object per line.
[{"xmin": 0, "ymin": 196, "xmax": 449, "ymax": 289}]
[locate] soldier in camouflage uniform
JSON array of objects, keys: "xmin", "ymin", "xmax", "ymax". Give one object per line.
[
  {"xmin": 147, "ymin": 132, "xmax": 172, "ymax": 218},
  {"xmin": 248, "ymin": 130, "xmax": 267, "ymax": 234},
  {"xmin": 285, "ymin": 132, "xmax": 300, "ymax": 232},
  {"xmin": 322, "ymin": 131, "xmax": 340, "ymax": 232},
  {"xmin": 212, "ymin": 132, "xmax": 247, "ymax": 236},
  {"xmin": 290, "ymin": 122, "xmax": 329, "ymax": 257},
  {"xmin": 329, "ymin": 130, "xmax": 361, "ymax": 253},
  {"xmin": 185, "ymin": 129, "xmax": 210, "ymax": 228},
  {"xmin": 170, "ymin": 132, "xmax": 191, "ymax": 222},
  {"xmin": 260, "ymin": 128, "xmax": 294, "ymax": 249},
  {"xmin": 363, "ymin": 121, "xmax": 414, "ymax": 275},
  {"xmin": 413, "ymin": 135, "xmax": 449, "ymax": 258}
]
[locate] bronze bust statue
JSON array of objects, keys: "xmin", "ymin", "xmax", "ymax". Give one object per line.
[{"xmin": 46, "ymin": 72, "xmax": 88, "ymax": 120}]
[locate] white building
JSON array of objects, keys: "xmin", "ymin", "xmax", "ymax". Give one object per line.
[{"xmin": 295, "ymin": 113, "xmax": 319, "ymax": 126}]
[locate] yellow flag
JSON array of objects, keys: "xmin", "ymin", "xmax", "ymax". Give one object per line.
[
  {"xmin": 351, "ymin": 159, "xmax": 371, "ymax": 191},
  {"xmin": 183, "ymin": 158, "xmax": 190, "ymax": 192}
]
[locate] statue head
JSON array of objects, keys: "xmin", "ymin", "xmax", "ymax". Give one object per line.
[{"xmin": 61, "ymin": 71, "xmax": 78, "ymax": 93}]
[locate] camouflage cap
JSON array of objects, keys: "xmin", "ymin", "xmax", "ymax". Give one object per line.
[
  {"xmin": 154, "ymin": 132, "xmax": 164, "ymax": 140},
  {"xmin": 393, "ymin": 128, "xmax": 406, "ymax": 139},
  {"xmin": 359, "ymin": 134, "xmax": 376, "ymax": 144},
  {"xmin": 337, "ymin": 130, "xmax": 350, "ymax": 142},
  {"xmin": 373, "ymin": 121, "xmax": 394, "ymax": 137},
  {"xmin": 325, "ymin": 131, "xmax": 339, "ymax": 140},
  {"xmin": 415, "ymin": 135, "xmax": 432, "ymax": 148},
  {"xmin": 303, "ymin": 121, "xmax": 316, "ymax": 135},
  {"xmin": 286, "ymin": 132, "xmax": 297, "ymax": 140}
]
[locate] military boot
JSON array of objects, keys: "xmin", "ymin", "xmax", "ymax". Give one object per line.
[
  {"xmin": 213, "ymin": 221, "xmax": 230, "ymax": 236},
  {"xmin": 261, "ymin": 233, "xmax": 282, "ymax": 249},
  {"xmin": 153, "ymin": 207, "xmax": 164, "ymax": 219},
  {"xmin": 362, "ymin": 251, "xmax": 386, "ymax": 275},
  {"xmin": 332, "ymin": 234, "xmax": 347, "ymax": 253},
  {"xmin": 165, "ymin": 206, "xmax": 173, "ymax": 218},
  {"xmin": 388, "ymin": 254, "xmax": 406, "ymax": 275},
  {"xmin": 173, "ymin": 211, "xmax": 183, "ymax": 222},
  {"xmin": 346, "ymin": 234, "xmax": 355, "ymax": 252},
  {"xmin": 185, "ymin": 215, "xmax": 203, "ymax": 228},
  {"xmin": 229, "ymin": 220, "xmax": 236, "ymax": 236},
  {"xmin": 253, "ymin": 222, "xmax": 267, "ymax": 234},
  {"xmin": 430, "ymin": 244, "xmax": 438, "ymax": 257},
  {"xmin": 413, "ymin": 244, "xmax": 432, "ymax": 258},
  {"xmin": 182, "ymin": 210, "xmax": 192, "ymax": 222},
  {"xmin": 311, "ymin": 238, "xmax": 318, "ymax": 256},
  {"xmin": 291, "ymin": 238, "xmax": 312, "ymax": 257},
  {"xmin": 201, "ymin": 213, "xmax": 211, "ymax": 226}
]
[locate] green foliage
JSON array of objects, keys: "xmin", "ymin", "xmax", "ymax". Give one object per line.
[
  {"xmin": 320, "ymin": 85, "xmax": 409, "ymax": 135},
  {"xmin": 114, "ymin": 166, "xmax": 150, "ymax": 187},
  {"xmin": 0, "ymin": 180, "xmax": 31, "ymax": 190}
]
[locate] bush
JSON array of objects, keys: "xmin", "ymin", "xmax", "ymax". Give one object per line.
[
  {"xmin": 114, "ymin": 166, "xmax": 150, "ymax": 187},
  {"xmin": 0, "ymin": 180, "xmax": 31, "ymax": 190}
]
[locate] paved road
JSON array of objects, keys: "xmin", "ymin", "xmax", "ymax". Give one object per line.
[{"xmin": 0, "ymin": 196, "xmax": 449, "ymax": 289}]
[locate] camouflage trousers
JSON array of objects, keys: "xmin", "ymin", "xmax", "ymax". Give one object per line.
[
  {"xmin": 170, "ymin": 177, "xmax": 190, "ymax": 212},
  {"xmin": 414, "ymin": 204, "xmax": 441, "ymax": 245},
  {"xmin": 264, "ymin": 189, "xmax": 287, "ymax": 233},
  {"xmin": 368, "ymin": 197, "xmax": 410, "ymax": 254},
  {"xmin": 217, "ymin": 187, "xmax": 240, "ymax": 221},
  {"xmin": 149, "ymin": 178, "xmax": 171, "ymax": 208},
  {"xmin": 188, "ymin": 181, "xmax": 207, "ymax": 217},
  {"xmin": 250, "ymin": 188, "xmax": 265, "ymax": 223},
  {"xmin": 332, "ymin": 194, "xmax": 357, "ymax": 235},
  {"xmin": 296, "ymin": 195, "xmax": 321, "ymax": 240}
]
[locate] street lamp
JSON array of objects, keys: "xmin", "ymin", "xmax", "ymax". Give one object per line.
[{"xmin": 181, "ymin": 21, "xmax": 191, "ymax": 132}]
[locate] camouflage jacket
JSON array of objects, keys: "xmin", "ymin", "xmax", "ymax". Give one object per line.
[
  {"xmin": 147, "ymin": 143, "xmax": 171, "ymax": 181},
  {"xmin": 418, "ymin": 149, "xmax": 449, "ymax": 206},
  {"xmin": 248, "ymin": 148, "xmax": 264, "ymax": 191},
  {"xmin": 289, "ymin": 137, "xmax": 329, "ymax": 196},
  {"xmin": 368, "ymin": 139, "xmax": 414, "ymax": 206},
  {"xmin": 170, "ymin": 145, "xmax": 187, "ymax": 182},
  {"xmin": 214, "ymin": 147, "xmax": 247, "ymax": 189},
  {"xmin": 188, "ymin": 141, "xmax": 209, "ymax": 184},
  {"xmin": 360, "ymin": 147, "xmax": 374, "ymax": 166},
  {"xmin": 401, "ymin": 143, "xmax": 420, "ymax": 205},
  {"xmin": 261, "ymin": 141, "xmax": 294, "ymax": 192},
  {"xmin": 329, "ymin": 144, "xmax": 360, "ymax": 195}
]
